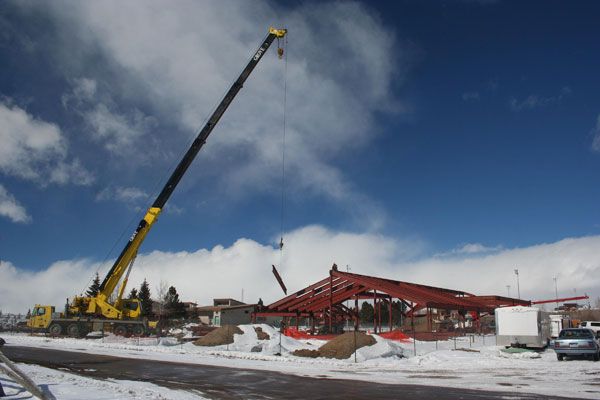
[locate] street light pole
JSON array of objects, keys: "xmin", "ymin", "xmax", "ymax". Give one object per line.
[
  {"xmin": 346, "ymin": 265, "xmax": 350, "ymax": 332},
  {"xmin": 514, "ymin": 268, "xmax": 520, "ymax": 299},
  {"xmin": 553, "ymin": 276, "xmax": 558, "ymax": 309}
]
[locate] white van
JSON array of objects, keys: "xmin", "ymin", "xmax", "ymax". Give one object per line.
[{"xmin": 580, "ymin": 321, "xmax": 600, "ymax": 334}]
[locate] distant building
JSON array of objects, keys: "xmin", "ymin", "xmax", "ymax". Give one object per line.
[{"xmin": 195, "ymin": 299, "xmax": 255, "ymax": 326}]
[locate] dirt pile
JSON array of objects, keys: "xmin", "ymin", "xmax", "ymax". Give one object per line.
[
  {"xmin": 193, "ymin": 325, "xmax": 243, "ymax": 346},
  {"xmin": 293, "ymin": 332, "xmax": 376, "ymax": 359},
  {"xmin": 318, "ymin": 332, "xmax": 376, "ymax": 359},
  {"xmin": 254, "ymin": 326, "xmax": 270, "ymax": 340},
  {"xmin": 292, "ymin": 349, "xmax": 321, "ymax": 358}
]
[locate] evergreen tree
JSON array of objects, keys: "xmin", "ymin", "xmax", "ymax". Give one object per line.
[
  {"xmin": 86, "ymin": 272, "xmax": 101, "ymax": 297},
  {"xmin": 138, "ymin": 279, "xmax": 153, "ymax": 317},
  {"xmin": 163, "ymin": 286, "xmax": 186, "ymax": 318},
  {"xmin": 128, "ymin": 287, "xmax": 138, "ymax": 299},
  {"xmin": 391, "ymin": 300, "xmax": 405, "ymax": 326},
  {"xmin": 359, "ymin": 302, "xmax": 374, "ymax": 324},
  {"xmin": 377, "ymin": 299, "xmax": 388, "ymax": 324}
]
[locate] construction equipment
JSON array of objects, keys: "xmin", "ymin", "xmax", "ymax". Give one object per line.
[{"xmin": 27, "ymin": 27, "xmax": 288, "ymax": 337}]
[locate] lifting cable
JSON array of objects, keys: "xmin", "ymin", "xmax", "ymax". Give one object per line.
[{"xmin": 278, "ymin": 33, "xmax": 288, "ymax": 270}]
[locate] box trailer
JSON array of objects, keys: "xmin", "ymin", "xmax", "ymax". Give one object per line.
[
  {"xmin": 495, "ymin": 306, "xmax": 551, "ymax": 348},
  {"xmin": 550, "ymin": 314, "xmax": 576, "ymax": 338}
]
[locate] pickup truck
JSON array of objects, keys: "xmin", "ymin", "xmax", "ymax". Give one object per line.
[{"xmin": 553, "ymin": 328, "xmax": 600, "ymax": 361}]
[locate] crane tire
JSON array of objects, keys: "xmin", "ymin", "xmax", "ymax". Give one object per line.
[
  {"xmin": 113, "ymin": 325, "xmax": 128, "ymax": 336},
  {"xmin": 132, "ymin": 325, "xmax": 145, "ymax": 336},
  {"xmin": 67, "ymin": 324, "xmax": 80, "ymax": 338},
  {"xmin": 48, "ymin": 323, "xmax": 63, "ymax": 336}
]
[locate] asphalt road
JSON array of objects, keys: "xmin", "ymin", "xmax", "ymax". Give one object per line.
[{"xmin": 2, "ymin": 346, "xmax": 583, "ymax": 400}]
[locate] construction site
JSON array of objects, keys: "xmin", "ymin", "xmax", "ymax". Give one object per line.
[{"xmin": 1, "ymin": 2, "xmax": 600, "ymax": 400}]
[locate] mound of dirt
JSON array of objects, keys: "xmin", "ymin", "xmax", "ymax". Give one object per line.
[
  {"xmin": 318, "ymin": 332, "xmax": 376, "ymax": 359},
  {"xmin": 193, "ymin": 325, "xmax": 243, "ymax": 346},
  {"xmin": 292, "ymin": 349, "xmax": 321, "ymax": 358},
  {"xmin": 254, "ymin": 326, "xmax": 270, "ymax": 340}
]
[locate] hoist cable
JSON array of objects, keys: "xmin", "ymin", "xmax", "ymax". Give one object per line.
[{"xmin": 279, "ymin": 34, "xmax": 288, "ymax": 263}]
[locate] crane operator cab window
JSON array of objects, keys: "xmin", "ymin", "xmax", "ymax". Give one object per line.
[
  {"xmin": 31, "ymin": 307, "xmax": 46, "ymax": 316},
  {"xmin": 123, "ymin": 301, "xmax": 139, "ymax": 311}
]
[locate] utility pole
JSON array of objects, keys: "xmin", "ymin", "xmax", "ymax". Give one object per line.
[
  {"xmin": 553, "ymin": 277, "xmax": 558, "ymax": 309},
  {"xmin": 346, "ymin": 265, "xmax": 350, "ymax": 332},
  {"xmin": 514, "ymin": 268, "xmax": 520, "ymax": 299},
  {"xmin": 506, "ymin": 285, "xmax": 511, "ymax": 297}
]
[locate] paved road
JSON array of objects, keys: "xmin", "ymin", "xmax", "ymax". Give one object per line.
[{"xmin": 2, "ymin": 346, "xmax": 582, "ymax": 400}]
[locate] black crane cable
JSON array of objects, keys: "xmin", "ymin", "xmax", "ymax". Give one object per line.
[{"xmin": 279, "ymin": 34, "xmax": 288, "ymax": 267}]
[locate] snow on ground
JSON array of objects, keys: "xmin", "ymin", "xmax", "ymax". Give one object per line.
[
  {"xmin": 3, "ymin": 327, "xmax": 600, "ymax": 399},
  {"xmin": 0, "ymin": 363, "xmax": 205, "ymax": 400}
]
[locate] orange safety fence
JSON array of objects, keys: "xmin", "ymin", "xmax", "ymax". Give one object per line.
[
  {"xmin": 283, "ymin": 327, "xmax": 412, "ymax": 342},
  {"xmin": 283, "ymin": 327, "xmax": 338, "ymax": 341},
  {"xmin": 376, "ymin": 330, "xmax": 412, "ymax": 342}
]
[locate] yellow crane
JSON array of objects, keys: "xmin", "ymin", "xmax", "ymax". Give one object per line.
[{"xmin": 27, "ymin": 27, "xmax": 287, "ymax": 337}]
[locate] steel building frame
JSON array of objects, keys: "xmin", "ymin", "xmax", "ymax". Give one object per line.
[{"xmin": 254, "ymin": 264, "xmax": 530, "ymax": 333}]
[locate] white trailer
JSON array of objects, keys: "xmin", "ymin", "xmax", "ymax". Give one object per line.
[
  {"xmin": 495, "ymin": 306, "xmax": 551, "ymax": 348},
  {"xmin": 550, "ymin": 314, "xmax": 575, "ymax": 338}
]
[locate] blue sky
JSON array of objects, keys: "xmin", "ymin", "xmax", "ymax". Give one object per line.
[{"xmin": 1, "ymin": 1, "xmax": 599, "ymax": 311}]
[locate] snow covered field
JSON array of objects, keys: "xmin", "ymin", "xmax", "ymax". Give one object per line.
[{"xmin": 2, "ymin": 325, "xmax": 600, "ymax": 399}]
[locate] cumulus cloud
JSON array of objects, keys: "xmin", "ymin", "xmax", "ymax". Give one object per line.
[
  {"xmin": 509, "ymin": 86, "xmax": 571, "ymax": 111},
  {"xmin": 1, "ymin": 225, "xmax": 598, "ymax": 313},
  {"xmin": 62, "ymin": 78, "xmax": 156, "ymax": 156},
  {"xmin": 0, "ymin": 184, "xmax": 31, "ymax": 223},
  {"xmin": 37, "ymin": 0, "xmax": 404, "ymax": 225},
  {"xmin": 435, "ymin": 242, "xmax": 502, "ymax": 257},
  {"xmin": 0, "ymin": 101, "xmax": 94, "ymax": 186}
]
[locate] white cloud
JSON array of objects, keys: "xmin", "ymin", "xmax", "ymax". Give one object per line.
[
  {"xmin": 435, "ymin": 242, "xmax": 502, "ymax": 257},
  {"xmin": 0, "ymin": 184, "xmax": 31, "ymax": 223},
  {"xmin": 40, "ymin": 0, "xmax": 404, "ymax": 225},
  {"xmin": 591, "ymin": 114, "xmax": 600, "ymax": 153},
  {"xmin": 62, "ymin": 78, "xmax": 156, "ymax": 156},
  {"xmin": 0, "ymin": 101, "xmax": 94, "ymax": 186},
  {"xmin": 509, "ymin": 86, "xmax": 571, "ymax": 111},
  {"xmin": 1, "ymin": 225, "xmax": 598, "ymax": 313}
]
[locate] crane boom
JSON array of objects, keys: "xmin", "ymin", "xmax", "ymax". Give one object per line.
[{"xmin": 92, "ymin": 27, "xmax": 287, "ymax": 318}]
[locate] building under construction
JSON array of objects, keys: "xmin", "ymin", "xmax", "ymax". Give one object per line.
[{"xmin": 255, "ymin": 264, "xmax": 531, "ymax": 335}]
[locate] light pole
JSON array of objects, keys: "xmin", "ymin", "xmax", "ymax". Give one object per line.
[
  {"xmin": 506, "ymin": 285, "xmax": 511, "ymax": 297},
  {"xmin": 553, "ymin": 276, "xmax": 558, "ymax": 309},
  {"xmin": 514, "ymin": 268, "xmax": 520, "ymax": 299},
  {"xmin": 346, "ymin": 265, "xmax": 350, "ymax": 332}
]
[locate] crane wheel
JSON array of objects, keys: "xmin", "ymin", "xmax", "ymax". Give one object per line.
[
  {"xmin": 48, "ymin": 323, "xmax": 63, "ymax": 336},
  {"xmin": 113, "ymin": 325, "xmax": 128, "ymax": 336},
  {"xmin": 132, "ymin": 325, "xmax": 145, "ymax": 336},
  {"xmin": 67, "ymin": 324, "xmax": 81, "ymax": 338}
]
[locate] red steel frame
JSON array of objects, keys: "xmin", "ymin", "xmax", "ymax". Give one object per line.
[{"xmin": 254, "ymin": 264, "xmax": 532, "ymax": 332}]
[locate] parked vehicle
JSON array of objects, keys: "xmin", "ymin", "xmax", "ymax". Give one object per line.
[
  {"xmin": 495, "ymin": 306, "xmax": 551, "ymax": 348},
  {"xmin": 553, "ymin": 328, "xmax": 600, "ymax": 361},
  {"xmin": 579, "ymin": 321, "xmax": 600, "ymax": 334}
]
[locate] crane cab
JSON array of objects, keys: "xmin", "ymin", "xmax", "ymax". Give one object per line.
[
  {"xmin": 121, "ymin": 299, "xmax": 142, "ymax": 319},
  {"xmin": 27, "ymin": 305, "xmax": 55, "ymax": 329}
]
